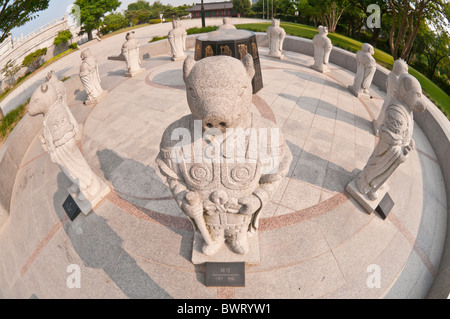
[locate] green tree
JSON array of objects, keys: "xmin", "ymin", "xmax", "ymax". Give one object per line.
[
  {"xmin": 53, "ymin": 30, "xmax": 73, "ymax": 46},
  {"xmin": 0, "ymin": 0, "xmax": 50, "ymax": 44},
  {"xmin": 421, "ymin": 31, "xmax": 450, "ymax": 80},
  {"xmin": 233, "ymin": 0, "xmax": 251, "ymax": 17},
  {"xmin": 125, "ymin": 0, "xmax": 151, "ymax": 25},
  {"xmin": 74, "ymin": 0, "xmax": 121, "ymax": 41},
  {"xmin": 387, "ymin": 0, "xmax": 448, "ymax": 60},
  {"xmin": 1, "ymin": 59, "xmax": 21, "ymax": 86},
  {"xmin": 101, "ymin": 12, "xmax": 129, "ymax": 34}
]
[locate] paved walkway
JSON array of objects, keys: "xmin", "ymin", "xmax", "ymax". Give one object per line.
[{"xmin": 0, "ymin": 28, "xmax": 447, "ymax": 299}]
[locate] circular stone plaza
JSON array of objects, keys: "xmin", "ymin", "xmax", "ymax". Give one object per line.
[{"xmin": 0, "ymin": 18, "xmax": 449, "ymax": 299}]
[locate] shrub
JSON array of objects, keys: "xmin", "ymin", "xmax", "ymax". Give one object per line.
[
  {"xmin": 149, "ymin": 36, "xmax": 167, "ymax": 43},
  {"xmin": 69, "ymin": 43, "xmax": 78, "ymax": 50},
  {"xmin": 186, "ymin": 26, "xmax": 218, "ymax": 35},
  {"xmin": 54, "ymin": 30, "xmax": 73, "ymax": 46},
  {"xmin": 149, "ymin": 18, "xmax": 172, "ymax": 24},
  {"xmin": 22, "ymin": 48, "xmax": 48, "ymax": 71}
]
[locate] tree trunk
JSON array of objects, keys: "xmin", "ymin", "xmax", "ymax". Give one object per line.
[{"xmin": 88, "ymin": 30, "xmax": 93, "ymax": 41}]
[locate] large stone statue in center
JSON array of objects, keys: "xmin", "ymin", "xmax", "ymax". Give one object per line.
[
  {"xmin": 310, "ymin": 26, "xmax": 333, "ymax": 73},
  {"xmin": 266, "ymin": 19, "xmax": 286, "ymax": 59},
  {"xmin": 122, "ymin": 31, "xmax": 144, "ymax": 76},
  {"xmin": 348, "ymin": 43, "xmax": 376, "ymax": 99},
  {"xmin": 79, "ymin": 49, "xmax": 107, "ymax": 105},
  {"xmin": 168, "ymin": 20, "xmax": 187, "ymax": 61},
  {"xmin": 374, "ymin": 59, "xmax": 409, "ymax": 136},
  {"xmin": 156, "ymin": 55, "xmax": 292, "ymax": 260},
  {"xmin": 346, "ymin": 74, "xmax": 426, "ymax": 213},
  {"xmin": 218, "ymin": 17, "xmax": 236, "ymax": 30},
  {"xmin": 28, "ymin": 82, "xmax": 110, "ymax": 215}
]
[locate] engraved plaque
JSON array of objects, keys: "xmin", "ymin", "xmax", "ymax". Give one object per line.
[
  {"xmin": 375, "ymin": 193, "xmax": 394, "ymax": 220},
  {"xmin": 205, "ymin": 262, "xmax": 245, "ymax": 287},
  {"xmin": 63, "ymin": 195, "xmax": 82, "ymax": 221}
]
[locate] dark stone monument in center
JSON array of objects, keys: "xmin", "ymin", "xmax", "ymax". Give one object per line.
[{"xmin": 194, "ymin": 29, "xmax": 264, "ymax": 94}]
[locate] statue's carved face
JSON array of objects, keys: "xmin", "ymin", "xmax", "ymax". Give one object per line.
[
  {"xmin": 397, "ymin": 74, "xmax": 427, "ymax": 113},
  {"xmin": 29, "ymin": 83, "xmax": 58, "ymax": 116},
  {"xmin": 319, "ymin": 26, "xmax": 328, "ymax": 36},
  {"xmin": 183, "ymin": 55, "xmax": 255, "ymax": 134}
]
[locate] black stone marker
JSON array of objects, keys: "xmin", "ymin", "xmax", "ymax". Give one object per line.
[
  {"xmin": 205, "ymin": 262, "xmax": 245, "ymax": 287},
  {"xmin": 63, "ymin": 195, "xmax": 82, "ymax": 221},
  {"xmin": 375, "ymin": 193, "xmax": 394, "ymax": 220}
]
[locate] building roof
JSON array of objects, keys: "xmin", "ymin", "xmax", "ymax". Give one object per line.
[{"xmin": 186, "ymin": 1, "xmax": 233, "ymax": 12}]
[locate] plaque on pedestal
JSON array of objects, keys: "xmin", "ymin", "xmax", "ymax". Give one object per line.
[{"xmin": 205, "ymin": 262, "xmax": 245, "ymax": 287}]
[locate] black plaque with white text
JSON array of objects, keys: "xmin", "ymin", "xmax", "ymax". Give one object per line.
[
  {"xmin": 63, "ymin": 195, "xmax": 81, "ymax": 221},
  {"xmin": 375, "ymin": 193, "xmax": 394, "ymax": 220},
  {"xmin": 205, "ymin": 262, "xmax": 245, "ymax": 287}
]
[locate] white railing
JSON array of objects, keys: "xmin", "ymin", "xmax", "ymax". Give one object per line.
[{"xmin": 13, "ymin": 16, "xmax": 67, "ymax": 44}]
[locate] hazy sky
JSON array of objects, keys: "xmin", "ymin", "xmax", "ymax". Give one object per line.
[{"xmin": 10, "ymin": 0, "xmax": 223, "ymax": 38}]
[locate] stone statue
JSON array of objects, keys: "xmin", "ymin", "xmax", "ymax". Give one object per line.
[
  {"xmin": 156, "ymin": 55, "xmax": 292, "ymax": 258},
  {"xmin": 79, "ymin": 48, "xmax": 107, "ymax": 105},
  {"xmin": 218, "ymin": 17, "xmax": 236, "ymax": 30},
  {"xmin": 28, "ymin": 82, "xmax": 110, "ymax": 215},
  {"xmin": 266, "ymin": 19, "xmax": 286, "ymax": 59},
  {"xmin": 348, "ymin": 43, "xmax": 376, "ymax": 99},
  {"xmin": 46, "ymin": 70, "xmax": 82, "ymax": 141},
  {"xmin": 374, "ymin": 59, "xmax": 409, "ymax": 136},
  {"xmin": 347, "ymin": 74, "xmax": 426, "ymax": 211},
  {"xmin": 122, "ymin": 31, "xmax": 144, "ymax": 76},
  {"xmin": 310, "ymin": 26, "xmax": 333, "ymax": 73},
  {"xmin": 168, "ymin": 20, "xmax": 187, "ymax": 61}
]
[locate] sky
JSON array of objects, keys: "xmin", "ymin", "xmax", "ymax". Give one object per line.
[{"xmin": 10, "ymin": 0, "xmax": 223, "ymax": 39}]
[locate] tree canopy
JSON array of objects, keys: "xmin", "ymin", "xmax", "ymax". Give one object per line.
[
  {"xmin": 74, "ymin": 0, "xmax": 121, "ymax": 40},
  {"xmin": 0, "ymin": 0, "xmax": 50, "ymax": 44}
]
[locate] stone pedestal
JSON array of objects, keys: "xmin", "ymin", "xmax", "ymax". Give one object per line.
[
  {"xmin": 125, "ymin": 69, "xmax": 144, "ymax": 77},
  {"xmin": 70, "ymin": 183, "xmax": 111, "ymax": 215},
  {"xmin": 310, "ymin": 64, "xmax": 329, "ymax": 73},
  {"xmin": 192, "ymin": 231, "xmax": 261, "ymax": 265},
  {"xmin": 346, "ymin": 179, "xmax": 389, "ymax": 214},
  {"xmin": 348, "ymin": 85, "xmax": 371, "ymax": 99},
  {"xmin": 85, "ymin": 90, "xmax": 108, "ymax": 106}
]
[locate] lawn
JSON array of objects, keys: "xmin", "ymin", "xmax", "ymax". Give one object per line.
[{"xmin": 235, "ymin": 22, "xmax": 450, "ymax": 118}]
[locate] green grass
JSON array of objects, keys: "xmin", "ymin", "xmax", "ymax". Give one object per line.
[
  {"xmin": 0, "ymin": 99, "xmax": 29, "ymax": 140},
  {"xmin": 236, "ymin": 22, "xmax": 449, "ymax": 118}
]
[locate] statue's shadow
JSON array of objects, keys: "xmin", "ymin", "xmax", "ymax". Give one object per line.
[{"xmin": 53, "ymin": 168, "xmax": 173, "ymax": 298}]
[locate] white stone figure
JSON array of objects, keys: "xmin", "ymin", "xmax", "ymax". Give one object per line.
[
  {"xmin": 28, "ymin": 82, "xmax": 110, "ymax": 215},
  {"xmin": 310, "ymin": 26, "xmax": 333, "ymax": 73},
  {"xmin": 348, "ymin": 43, "xmax": 376, "ymax": 99},
  {"xmin": 46, "ymin": 70, "xmax": 82, "ymax": 141},
  {"xmin": 122, "ymin": 31, "xmax": 144, "ymax": 76},
  {"xmin": 218, "ymin": 17, "xmax": 236, "ymax": 30},
  {"xmin": 79, "ymin": 48, "xmax": 107, "ymax": 105},
  {"xmin": 156, "ymin": 55, "xmax": 292, "ymax": 260},
  {"xmin": 168, "ymin": 20, "xmax": 187, "ymax": 61},
  {"xmin": 374, "ymin": 59, "xmax": 409, "ymax": 136},
  {"xmin": 346, "ymin": 74, "xmax": 426, "ymax": 212},
  {"xmin": 266, "ymin": 19, "xmax": 286, "ymax": 59}
]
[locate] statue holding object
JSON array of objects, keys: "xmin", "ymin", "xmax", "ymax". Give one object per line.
[
  {"xmin": 79, "ymin": 49, "xmax": 107, "ymax": 105},
  {"xmin": 310, "ymin": 26, "xmax": 333, "ymax": 73},
  {"xmin": 348, "ymin": 43, "xmax": 376, "ymax": 99}
]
